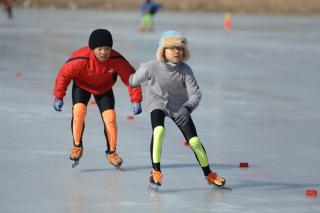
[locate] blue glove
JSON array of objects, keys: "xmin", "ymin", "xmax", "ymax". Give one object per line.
[
  {"xmin": 132, "ymin": 102, "xmax": 142, "ymax": 115},
  {"xmin": 175, "ymin": 107, "xmax": 190, "ymax": 126},
  {"xmin": 53, "ymin": 98, "xmax": 64, "ymax": 112}
]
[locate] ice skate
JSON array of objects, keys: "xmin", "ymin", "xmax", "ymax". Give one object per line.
[
  {"xmin": 206, "ymin": 172, "xmax": 231, "ymax": 190},
  {"xmin": 69, "ymin": 146, "xmax": 83, "ymax": 168},
  {"xmin": 106, "ymin": 151, "xmax": 123, "ymax": 169},
  {"xmin": 148, "ymin": 170, "xmax": 163, "ymax": 192}
]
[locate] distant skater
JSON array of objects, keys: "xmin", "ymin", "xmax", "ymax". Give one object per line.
[
  {"xmin": 129, "ymin": 31, "xmax": 228, "ymax": 191},
  {"xmin": 3, "ymin": 0, "xmax": 13, "ymax": 18},
  {"xmin": 53, "ymin": 29, "xmax": 142, "ymax": 168},
  {"xmin": 139, "ymin": 0, "xmax": 161, "ymax": 32}
]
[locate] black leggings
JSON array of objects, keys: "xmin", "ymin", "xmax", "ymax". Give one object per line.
[
  {"xmin": 72, "ymin": 83, "xmax": 115, "ymax": 111},
  {"xmin": 150, "ymin": 109, "xmax": 211, "ymax": 176},
  {"xmin": 151, "ymin": 109, "xmax": 197, "ymax": 139},
  {"xmin": 71, "ymin": 83, "xmax": 115, "ymax": 146}
]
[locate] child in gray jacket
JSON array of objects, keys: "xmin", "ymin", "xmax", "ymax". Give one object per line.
[{"xmin": 129, "ymin": 31, "xmax": 227, "ymax": 191}]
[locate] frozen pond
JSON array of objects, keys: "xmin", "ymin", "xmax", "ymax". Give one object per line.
[{"xmin": 0, "ymin": 8, "xmax": 320, "ymax": 212}]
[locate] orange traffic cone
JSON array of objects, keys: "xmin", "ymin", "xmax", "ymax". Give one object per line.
[
  {"xmin": 127, "ymin": 115, "xmax": 134, "ymax": 120},
  {"xmin": 224, "ymin": 12, "xmax": 232, "ymax": 32}
]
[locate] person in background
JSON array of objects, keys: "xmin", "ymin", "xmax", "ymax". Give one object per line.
[
  {"xmin": 3, "ymin": 0, "xmax": 13, "ymax": 18},
  {"xmin": 129, "ymin": 31, "xmax": 228, "ymax": 191},
  {"xmin": 139, "ymin": 0, "xmax": 161, "ymax": 32},
  {"xmin": 53, "ymin": 29, "xmax": 142, "ymax": 168}
]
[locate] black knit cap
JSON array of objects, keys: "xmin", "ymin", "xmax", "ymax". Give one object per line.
[{"xmin": 88, "ymin": 29, "xmax": 113, "ymax": 50}]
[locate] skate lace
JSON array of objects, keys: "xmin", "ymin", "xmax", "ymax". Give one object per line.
[
  {"xmin": 107, "ymin": 153, "xmax": 122, "ymax": 164},
  {"xmin": 71, "ymin": 146, "xmax": 82, "ymax": 158},
  {"xmin": 206, "ymin": 172, "xmax": 225, "ymax": 186},
  {"xmin": 152, "ymin": 170, "xmax": 163, "ymax": 183}
]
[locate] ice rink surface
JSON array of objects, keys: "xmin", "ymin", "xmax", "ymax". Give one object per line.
[{"xmin": 0, "ymin": 8, "xmax": 320, "ymax": 213}]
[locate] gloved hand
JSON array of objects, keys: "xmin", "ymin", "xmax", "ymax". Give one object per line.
[
  {"xmin": 132, "ymin": 102, "xmax": 142, "ymax": 115},
  {"xmin": 53, "ymin": 98, "xmax": 64, "ymax": 112},
  {"xmin": 176, "ymin": 107, "xmax": 190, "ymax": 126}
]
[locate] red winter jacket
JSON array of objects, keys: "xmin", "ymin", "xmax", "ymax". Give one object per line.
[{"xmin": 53, "ymin": 46, "xmax": 142, "ymax": 103}]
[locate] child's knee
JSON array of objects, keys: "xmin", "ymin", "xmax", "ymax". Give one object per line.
[
  {"xmin": 73, "ymin": 103, "xmax": 87, "ymax": 119},
  {"xmin": 188, "ymin": 136, "xmax": 201, "ymax": 149},
  {"xmin": 102, "ymin": 109, "xmax": 116, "ymax": 124}
]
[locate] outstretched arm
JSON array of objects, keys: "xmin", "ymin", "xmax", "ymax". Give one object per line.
[
  {"xmin": 129, "ymin": 63, "xmax": 150, "ymax": 87},
  {"xmin": 113, "ymin": 56, "xmax": 143, "ymax": 104}
]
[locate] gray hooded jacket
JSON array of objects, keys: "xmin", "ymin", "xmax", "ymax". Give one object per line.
[{"xmin": 129, "ymin": 60, "xmax": 202, "ymax": 118}]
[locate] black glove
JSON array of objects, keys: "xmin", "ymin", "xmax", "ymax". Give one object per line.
[{"xmin": 176, "ymin": 107, "xmax": 190, "ymax": 126}]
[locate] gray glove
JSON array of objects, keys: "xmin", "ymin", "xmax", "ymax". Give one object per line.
[{"xmin": 175, "ymin": 107, "xmax": 190, "ymax": 126}]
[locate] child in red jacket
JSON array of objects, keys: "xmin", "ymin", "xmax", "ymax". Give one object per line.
[{"xmin": 53, "ymin": 29, "xmax": 142, "ymax": 168}]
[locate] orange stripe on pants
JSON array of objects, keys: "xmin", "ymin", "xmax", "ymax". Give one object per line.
[
  {"xmin": 102, "ymin": 109, "xmax": 117, "ymax": 152},
  {"xmin": 72, "ymin": 103, "xmax": 87, "ymax": 146}
]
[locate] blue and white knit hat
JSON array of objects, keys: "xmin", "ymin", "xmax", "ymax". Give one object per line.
[{"xmin": 156, "ymin": 31, "xmax": 190, "ymax": 62}]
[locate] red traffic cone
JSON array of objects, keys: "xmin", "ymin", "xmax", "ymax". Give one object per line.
[
  {"xmin": 89, "ymin": 100, "xmax": 96, "ymax": 105},
  {"xmin": 16, "ymin": 72, "xmax": 22, "ymax": 78},
  {"xmin": 305, "ymin": 189, "xmax": 318, "ymax": 198},
  {"xmin": 239, "ymin": 162, "xmax": 249, "ymax": 168}
]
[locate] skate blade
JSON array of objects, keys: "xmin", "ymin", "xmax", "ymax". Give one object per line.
[
  {"xmin": 71, "ymin": 160, "xmax": 80, "ymax": 168},
  {"xmin": 148, "ymin": 183, "xmax": 160, "ymax": 192},
  {"xmin": 114, "ymin": 165, "xmax": 124, "ymax": 171},
  {"xmin": 214, "ymin": 184, "xmax": 232, "ymax": 190},
  {"xmin": 114, "ymin": 165, "xmax": 122, "ymax": 169},
  {"xmin": 109, "ymin": 161, "xmax": 123, "ymax": 170}
]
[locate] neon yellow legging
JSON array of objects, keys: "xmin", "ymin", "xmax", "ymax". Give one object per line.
[
  {"xmin": 141, "ymin": 13, "xmax": 153, "ymax": 29},
  {"xmin": 151, "ymin": 126, "xmax": 209, "ymax": 168},
  {"xmin": 188, "ymin": 136, "xmax": 209, "ymax": 167},
  {"xmin": 152, "ymin": 126, "xmax": 165, "ymax": 164}
]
